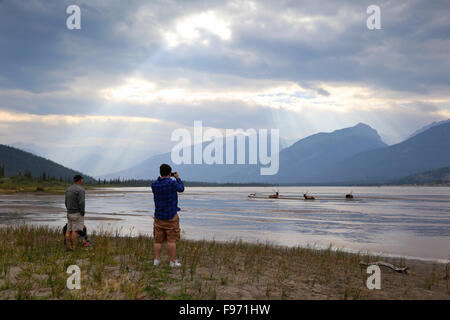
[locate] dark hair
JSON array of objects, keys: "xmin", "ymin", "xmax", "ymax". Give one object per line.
[
  {"xmin": 160, "ymin": 164, "xmax": 172, "ymax": 177},
  {"xmin": 73, "ymin": 174, "xmax": 83, "ymax": 182}
]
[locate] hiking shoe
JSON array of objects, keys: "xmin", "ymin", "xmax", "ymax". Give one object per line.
[
  {"xmin": 169, "ymin": 260, "xmax": 181, "ymax": 268},
  {"xmin": 153, "ymin": 259, "xmax": 160, "ymax": 266}
]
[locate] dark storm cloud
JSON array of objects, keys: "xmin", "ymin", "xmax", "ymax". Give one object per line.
[
  {"xmin": 0, "ymin": 0, "xmax": 166, "ymax": 92},
  {"xmin": 1, "ymin": 0, "xmax": 449, "ymax": 96},
  {"xmin": 150, "ymin": 0, "xmax": 450, "ymax": 93}
]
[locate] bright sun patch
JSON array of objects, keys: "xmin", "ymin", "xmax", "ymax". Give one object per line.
[{"xmin": 164, "ymin": 11, "xmax": 231, "ymax": 48}]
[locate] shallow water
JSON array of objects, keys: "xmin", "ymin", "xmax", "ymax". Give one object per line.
[{"xmin": 0, "ymin": 186, "xmax": 449, "ymax": 262}]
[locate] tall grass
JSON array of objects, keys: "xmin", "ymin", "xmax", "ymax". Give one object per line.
[{"xmin": 0, "ymin": 224, "xmax": 448, "ymax": 300}]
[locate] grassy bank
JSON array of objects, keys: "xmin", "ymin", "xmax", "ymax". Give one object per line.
[
  {"xmin": 0, "ymin": 225, "xmax": 448, "ymax": 300},
  {"xmin": 0, "ymin": 176, "xmax": 106, "ymax": 194},
  {"xmin": 0, "ymin": 176, "xmax": 70, "ymax": 194},
  {"xmin": 0, "ymin": 176, "xmax": 276, "ymax": 194}
]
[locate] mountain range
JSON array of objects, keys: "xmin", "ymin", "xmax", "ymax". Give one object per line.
[
  {"xmin": 396, "ymin": 166, "xmax": 450, "ymax": 185},
  {"xmin": 0, "ymin": 144, "xmax": 91, "ymax": 181},
  {"xmin": 104, "ymin": 121, "xmax": 450, "ymax": 184},
  {"xmin": 312, "ymin": 122, "xmax": 450, "ymax": 183},
  {"xmin": 2, "ymin": 120, "xmax": 450, "ymax": 185},
  {"xmin": 407, "ymin": 119, "xmax": 450, "ymax": 139}
]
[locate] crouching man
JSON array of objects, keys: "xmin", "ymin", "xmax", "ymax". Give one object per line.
[
  {"xmin": 65, "ymin": 174, "xmax": 86, "ymax": 251},
  {"xmin": 151, "ymin": 164, "xmax": 184, "ymax": 267}
]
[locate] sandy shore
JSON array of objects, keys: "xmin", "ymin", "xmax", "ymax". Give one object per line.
[{"xmin": 0, "ymin": 225, "xmax": 448, "ymax": 300}]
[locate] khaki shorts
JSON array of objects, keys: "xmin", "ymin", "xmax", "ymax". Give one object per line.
[
  {"xmin": 154, "ymin": 214, "xmax": 180, "ymax": 243},
  {"xmin": 67, "ymin": 213, "xmax": 84, "ymax": 232}
]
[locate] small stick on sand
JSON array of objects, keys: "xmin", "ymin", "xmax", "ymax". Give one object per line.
[{"xmin": 360, "ymin": 261, "xmax": 409, "ymax": 274}]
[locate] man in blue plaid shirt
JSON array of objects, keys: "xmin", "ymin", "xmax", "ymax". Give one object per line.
[{"xmin": 151, "ymin": 163, "xmax": 184, "ymax": 267}]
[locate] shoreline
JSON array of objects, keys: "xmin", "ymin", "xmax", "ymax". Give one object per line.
[
  {"xmin": 1, "ymin": 183, "xmax": 450, "ymax": 195},
  {"xmin": 183, "ymin": 236, "xmax": 450, "ymax": 265},
  {"xmin": 0, "ymin": 225, "xmax": 449, "ymax": 300},
  {"xmin": 0, "ymin": 189, "xmax": 449, "ymax": 264},
  {"xmin": 1, "ymin": 219, "xmax": 448, "ymax": 265}
]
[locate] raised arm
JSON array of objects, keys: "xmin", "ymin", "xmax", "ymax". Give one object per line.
[
  {"xmin": 172, "ymin": 172, "xmax": 184, "ymax": 192},
  {"xmin": 175, "ymin": 178, "xmax": 184, "ymax": 192}
]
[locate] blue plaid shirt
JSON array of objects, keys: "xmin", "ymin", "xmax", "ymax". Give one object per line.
[{"xmin": 151, "ymin": 177, "xmax": 184, "ymax": 220}]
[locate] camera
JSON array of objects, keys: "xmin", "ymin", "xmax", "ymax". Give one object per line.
[{"xmin": 170, "ymin": 172, "xmax": 177, "ymax": 177}]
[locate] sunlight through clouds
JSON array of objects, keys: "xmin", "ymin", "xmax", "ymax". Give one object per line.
[
  {"xmin": 98, "ymin": 76, "xmax": 450, "ymax": 117},
  {"xmin": 1, "ymin": 0, "xmax": 450, "ymax": 175},
  {"xmin": 0, "ymin": 111, "xmax": 163, "ymax": 125},
  {"xmin": 164, "ymin": 10, "xmax": 231, "ymax": 48}
]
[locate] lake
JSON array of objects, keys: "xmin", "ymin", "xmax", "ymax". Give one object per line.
[{"xmin": 0, "ymin": 186, "xmax": 449, "ymax": 262}]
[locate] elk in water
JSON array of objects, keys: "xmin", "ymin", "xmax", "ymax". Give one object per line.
[
  {"xmin": 269, "ymin": 191, "xmax": 279, "ymax": 199},
  {"xmin": 303, "ymin": 193, "xmax": 315, "ymax": 200}
]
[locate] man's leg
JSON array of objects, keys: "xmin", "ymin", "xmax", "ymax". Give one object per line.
[
  {"xmin": 66, "ymin": 216, "xmax": 73, "ymax": 250},
  {"xmin": 66, "ymin": 217, "xmax": 77, "ymax": 250},
  {"xmin": 65, "ymin": 231, "xmax": 72, "ymax": 250},
  {"xmin": 154, "ymin": 242, "xmax": 162, "ymax": 261},
  {"xmin": 167, "ymin": 214, "xmax": 180, "ymax": 265},
  {"xmin": 70, "ymin": 231, "xmax": 78, "ymax": 248},
  {"xmin": 167, "ymin": 242, "xmax": 176, "ymax": 262}
]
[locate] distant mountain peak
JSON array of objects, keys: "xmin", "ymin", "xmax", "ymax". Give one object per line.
[
  {"xmin": 329, "ymin": 122, "xmax": 381, "ymax": 140},
  {"xmin": 354, "ymin": 122, "xmax": 370, "ymax": 128},
  {"xmin": 408, "ymin": 119, "xmax": 450, "ymax": 140},
  {"xmin": 323, "ymin": 120, "xmax": 450, "ymax": 183}
]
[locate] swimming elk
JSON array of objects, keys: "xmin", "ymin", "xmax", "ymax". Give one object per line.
[{"xmin": 303, "ymin": 193, "xmax": 315, "ymax": 200}]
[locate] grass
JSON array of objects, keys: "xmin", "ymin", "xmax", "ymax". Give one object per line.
[
  {"xmin": 0, "ymin": 224, "xmax": 448, "ymax": 300},
  {"xmin": 0, "ymin": 176, "xmax": 71, "ymax": 194},
  {"xmin": 0, "ymin": 176, "xmax": 107, "ymax": 194}
]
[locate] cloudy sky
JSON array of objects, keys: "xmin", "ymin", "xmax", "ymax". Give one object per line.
[{"xmin": 0, "ymin": 0, "xmax": 449, "ymax": 175}]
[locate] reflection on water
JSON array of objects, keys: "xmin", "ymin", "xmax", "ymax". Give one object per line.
[{"xmin": 0, "ymin": 186, "xmax": 449, "ymax": 262}]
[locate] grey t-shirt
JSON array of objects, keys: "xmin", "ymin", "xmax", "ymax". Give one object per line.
[{"xmin": 65, "ymin": 184, "xmax": 85, "ymax": 216}]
